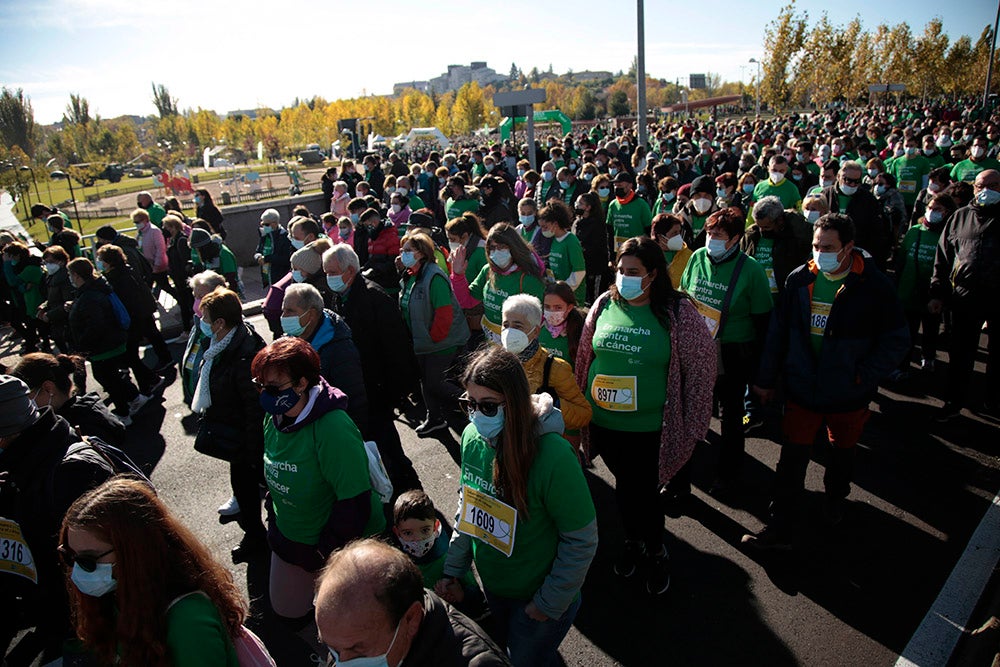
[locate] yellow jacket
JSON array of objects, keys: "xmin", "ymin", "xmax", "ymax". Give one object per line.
[
  {"xmin": 522, "ymin": 346, "xmax": 592, "ymax": 432},
  {"xmin": 667, "ymin": 246, "xmax": 693, "ymax": 289}
]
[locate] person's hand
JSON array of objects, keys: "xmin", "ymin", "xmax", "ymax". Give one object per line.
[
  {"xmin": 752, "ymin": 385, "xmax": 775, "ymax": 405},
  {"xmin": 257, "ymin": 256, "xmax": 265, "ymax": 266},
  {"xmin": 524, "ymin": 601, "xmax": 549, "ymax": 622},
  {"xmin": 394, "ymin": 255, "xmax": 404, "ymax": 272},
  {"xmin": 434, "ymin": 577, "xmax": 463, "ymax": 603},
  {"xmin": 37, "ymin": 311, "xmax": 48, "ymax": 323},
  {"xmin": 927, "ymin": 298, "xmax": 944, "ymax": 315},
  {"xmin": 451, "ymin": 245, "xmax": 467, "ymax": 275}
]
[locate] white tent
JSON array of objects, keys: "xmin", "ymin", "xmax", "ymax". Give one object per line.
[{"xmin": 402, "ymin": 127, "xmax": 450, "ymax": 149}]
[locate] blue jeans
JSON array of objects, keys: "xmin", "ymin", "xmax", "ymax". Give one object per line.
[{"xmin": 484, "ymin": 591, "xmax": 581, "ymax": 667}]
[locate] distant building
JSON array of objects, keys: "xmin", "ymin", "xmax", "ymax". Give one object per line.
[
  {"xmin": 226, "ymin": 109, "xmax": 262, "ymax": 120},
  {"xmin": 393, "ymin": 81, "xmax": 431, "ymax": 95},
  {"xmin": 568, "ymin": 70, "xmax": 613, "ymax": 83},
  {"xmin": 425, "ymin": 62, "xmax": 508, "ymax": 94}
]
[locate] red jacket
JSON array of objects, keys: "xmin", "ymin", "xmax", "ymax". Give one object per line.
[{"xmin": 368, "ymin": 221, "xmax": 400, "ymax": 258}]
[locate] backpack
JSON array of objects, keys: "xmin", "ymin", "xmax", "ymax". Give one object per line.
[
  {"xmin": 167, "ymin": 592, "xmax": 277, "ymax": 667},
  {"xmin": 107, "ymin": 291, "xmax": 131, "ymax": 330},
  {"xmin": 534, "ymin": 352, "xmax": 561, "ymax": 407},
  {"xmin": 65, "ymin": 436, "xmax": 153, "ymax": 490}
]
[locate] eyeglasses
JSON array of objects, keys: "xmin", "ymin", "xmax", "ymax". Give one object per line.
[
  {"xmin": 842, "ymin": 177, "xmax": 862, "ymax": 186},
  {"xmin": 458, "ymin": 395, "xmax": 506, "ymax": 417},
  {"xmin": 252, "ymin": 378, "xmax": 293, "ymax": 396},
  {"xmin": 59, "ymin": 545, "xmax": 113, "ymax": 572}
]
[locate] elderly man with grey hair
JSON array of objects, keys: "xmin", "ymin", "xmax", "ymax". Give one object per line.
[
  {"xmin": 322, "ymin": 243, "xmax": 422, "ymax": 495},
  {"xmin": 255, "ymin": 207, "xmax": 292, "ymax": 287},
  {"xmin": 819, "ymin": 159, "xmax": 890, "ymax": 269},
  {"xmin": 280, "ymin": 282, "xmax": 369, "ymax": 435},
  {"xmin": 742, "ymin": 196, "xmax": 814, "ymax": 301}
]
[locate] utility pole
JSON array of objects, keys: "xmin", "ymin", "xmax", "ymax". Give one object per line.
[
  {"xmin": 636, "ymin": 0, "xmax": 647, "ymax": 148},
  {"xmin": 985, "ymin": 0, "xmax": 1000, "ymax": 109},
  {"xmin": 749, "ymin": 58, "xmax": 762, "ymax": 116}
]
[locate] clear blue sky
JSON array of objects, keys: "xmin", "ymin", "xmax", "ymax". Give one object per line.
[{"xmin": 0, "ymin": 0, "xmax": 994, "ymax": 124}]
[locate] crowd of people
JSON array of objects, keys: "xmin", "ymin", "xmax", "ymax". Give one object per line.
[{"xmin": 2, "ymin": 99, "xmax": 998, "ymax": 666}]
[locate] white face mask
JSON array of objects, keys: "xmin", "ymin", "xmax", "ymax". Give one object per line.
[
  {"xmin": 665, "ymin": 234, "xmax": 684, "ymax": 251},
  {"xmin": 501, "ymin": 326, "xmax": 532, "ymax": 354},
  {"xmin": 972, "ymin": 146, "xmax": 987, "ymax": 159},
  {"xmin": 805, "ymin": 209, "xmax": 821, "ymax": 223},
  {"xmin": 769, "ymin": 170, "xmax": 785, "ymax": 184},
  {"xmin": 398, "ymin": 522, "xmax": 441, "ymax": 558},
  {"xmin": 692, "ymin": 197, "xmax": 712, "ymax": 214},
  {"xmin": 544, "ymin": 309, "xmax": 567, "ymax": 327},
  {"xmin": 840, "ymin": 183, "xmax": 858, "ymax": 196},
  {"xmin": 925, "ymin": 209, "xmax": 943, "ymax": 225}
]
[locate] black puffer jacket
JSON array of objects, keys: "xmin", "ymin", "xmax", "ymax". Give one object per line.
[
  {"xmin": 104, "ymin": 264, "xmax": 157, "ymax": 322},
  {"xmin": 740, "ymin": 209, "xmax": 814, "ymax": 295},
  {"xmin": 930, "ymin": 202, "xmax": 1000, "ymax": 311},
  {"xmin": 0, "ymin": 409, "xmax": 114, "ymax": 644},
  {"xmin": 68, "ymin": 277, "xmax": 128, "ymax": 357},
  {"xmin": 40, "ymin": 266, "xmax": 73, "ymax": 328},
  {"xmin": 58, "ymin": 392, "xmax": 127, "ymax": 448},
  {"xmin": 201, "ymin": 322, "xmax": 267, "ymax": 464},
  {"xmin": 399, "ymin": 591, "xmax": 511, "ymax": 667}
]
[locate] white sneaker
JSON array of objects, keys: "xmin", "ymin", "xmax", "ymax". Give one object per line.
[
  {"xmin": 128, "ymin": 393, "xmax": 152, "ymax": 417},
  {"xmin": 218, "ymin": 496, "xmax": 241, "ymax": 516}
]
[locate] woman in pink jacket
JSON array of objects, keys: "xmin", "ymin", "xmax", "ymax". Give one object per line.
[{"xmin": 132, "ymin": 208, "xmax": 172, "ymax": 299}]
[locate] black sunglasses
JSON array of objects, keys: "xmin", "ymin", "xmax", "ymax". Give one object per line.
[
  {"xmin": 59, "ymin": 545, "xmax": 113, "ymax": 572},
  {"xmin": 458, "ymin": 395, "xmax": 506, "ymax": 417},
  {"xmin": 252, "ymin": 378, "xmax": 293, "ymax": 396},
  {"xmin": 842, "ymin": 177, "xmax": 862, "ymax": 186}
]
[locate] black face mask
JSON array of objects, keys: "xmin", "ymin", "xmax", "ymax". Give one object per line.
[
  {"xmin": 614, "ymin": 187, "xmax": 628, "ymax": 198},
  {"xmin": 199, "ymin": 245, "xmax": 219, "ymax": 261}
]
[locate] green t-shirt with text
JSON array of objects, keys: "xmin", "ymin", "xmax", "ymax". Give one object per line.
[
  {"xmin": 607, "ymin": 195, "xmax": 652, "ymax": 250},
  {"xmin": 539, "ymin": 326, "xmax": 572, "ymax": 367},
  {"xmin": 469, "ymin": 265, "xmax": 546, "ymax": 340},
  {"xmin": 679, "ymin": 249, "xmax": 773, "ymax": 344},
  {"xmin": 897, "ymin": 224, "xmax": 941, "ymax": 312},
  {"xmin": 546, "ymin": 233, "xmax": 586, "ymax": 302},
  {"xmin": 889, "ymin": 156, "xmax": 931, "ymax": 205},
  {"xmin": 587, "ymin": 299, "xmax": 670, "ymax": 432},
  {"xmin": 950, "ymin": 158, "xmax": 1000, "ymax": 183},
  {"xmin": 751, "ymin": 237, "xmax": 779, "ymax": 298}
]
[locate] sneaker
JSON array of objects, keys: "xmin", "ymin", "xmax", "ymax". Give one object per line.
[
  {"xmin": 127, "ymin": 393, "xmax": 152, "ymax": 417},
  {"xmin": 743, "ymin": 412, "xmax": 765, "ymax": 434},
  {"xmin": 920, "ymin": 358, "xmax": 936, "ymax": 372},
  {"xmin": 646, "ymin": 545, "xmax": 671, "ymax": 595},
  {"xmin": 218, "ymin": 495, "xmax": 241, "ymax": 516},
  {"xmin": 933, "ymin": 402, "xmax": 962, "ymax": 423},
  {"xmin": 415, "ymin": 418, "xmax": 448, "ymax": 437},
  {"xmin": 165, "ymin": 330, "xmax": 189, "ymax": 344},
  {"xmin": 741, "ymin": 525, "xmax": 794, "ymax": 551},
  {"xmin": 614, "ymin": 540, "xmax": 646, "ymax": 578}
]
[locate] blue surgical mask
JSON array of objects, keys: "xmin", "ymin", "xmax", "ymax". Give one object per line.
[
  {"xmin": 327, "ymin": 275, "xmax": 349, "ymax": 293},
  {"xmin": 400, "ymin": 251, "xmax": 418, "ymax": 268},
  {"xmin": 598, "ymin": 187, "xmax": 611, "ymax": 198},
  {"xmin": 350, "ymin": 213, "xmax": 360, "ymax": 224},
  {"xmin": 519, "ymin": 214, "xmax": 535, "ymax": 227},
  {"xmin": 291, "ymin": 270, "xmax": 306, "ymax": 283},
  {"xmin": 662, "ymin": 191, "xmax": 675, "ymax": 203},
  {"xmin": 743, "ymin": 183, "xmax": 755, "ymax": 194},
  {"xmin": 471, "ymin": 406, "xmax": 505, "ymax": 441},
  {"xmin": 976, "ymin": 188, "xmax": 1000, "ymax": 207},
  {"xmin": 328, "ymin": 620, "xmax": 401, "ymax": 667},
  {"xmin": 813, "ymin": 248, "xmax": 843, "ymax": 274},
  {"xmin": 706, "ymin": 238, "xmax": 729, "ymax": 258},
  {"xmin": 71, "ymin": 562, "xmax": 117, "ymax": 597},
  {"xmin": 517, "ymin": 169, "xmax": 526, "ymax": 177},
  {"xmin": 615, "ymin": 272, "xmax": 646, "ymax": 301},
  {"xmin": 258, "ymin": 385, "xmax": 301, "ymax": 415},
  {"xmin": 339, "ymin": 227, "xmax": 351, "ymax": 239},
  {"xmin": 290, "ymin": 238, "xmax": 306, "ymax": 250},
  {"xmin": 280, "ymin": 313, "xmax": 306, "ymax": 336},
  {"xmin": 490, "ymin": 249, "xmax": 512, "ymax": 268},
  {"xmin": 199, "ymin": 316, "xmax": 214, "ymax": 338}
]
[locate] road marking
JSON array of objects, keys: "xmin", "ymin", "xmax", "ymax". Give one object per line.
[{"xmin": 895, "ymin": 492, "xmax": 1000, "ymax": 667}]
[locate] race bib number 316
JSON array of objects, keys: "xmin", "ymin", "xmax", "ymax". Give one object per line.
[
  {"xmin": 0, "ymin": 517, "xmax": 37, "ymax": 583},
  {"xmin": 457, "ymin": 486, "xmax": 517, "ymax": 557}
]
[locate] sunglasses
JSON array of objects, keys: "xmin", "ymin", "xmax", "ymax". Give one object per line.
[
  {"xmin": 458, "ymin": 395, "xmax": 506, "ymax": 417},
  {"xmin": 59, "ymin": 545, "xmax": 113, "ymax": 572},
  {"xmin": 252, "ymin": 378, "xmax": 293, "ymax": 396},
  {"xmin": 842, "ymin": 177, "xmax": 862, "ymax": 186}
]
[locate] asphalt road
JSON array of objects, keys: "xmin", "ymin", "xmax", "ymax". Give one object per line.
[{"xmin": 3, "ymin": 313, "xmax": 998, "ymax": 667}]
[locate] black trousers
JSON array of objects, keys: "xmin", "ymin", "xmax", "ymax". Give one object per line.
[
  {"xmin": 591, "ymin": 423, "xmax": 663, "ymax": 550},
  {"xmin": 946, "ymin": 304, "xmax": 997, "ymax": 405},
  {"xmin": 230, "ymin": 458, "xmax": 266, "ymax": 539},
  {"xmin": 90, "ymin": 353, "xmax": 139, "ymax": 414}
]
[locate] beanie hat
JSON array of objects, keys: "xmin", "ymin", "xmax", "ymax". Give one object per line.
[
  {"xmin": 678, "ymin": 183, "xmax": 692, "ymax": 199},
  {"xmin": 291, "ymin": 246, "xmax": 322, "ymax": 276},
  {"xmin": 690, "ymin": 175, "xmax": 716, "ymax": 196},
  {"xmin": 0, "ymin": 375, "xmax": 39, "ymax": 438},
  {"xmin": 95, "ymin": 225, "xmax": 118, "ymax": 241},
  {"xmin": 408, "ymin": 211, "xmax": 434, "ymax": 229},
  {"xmin": 189, "ymin": 228, "xmax": 212, "ymax": 248}
]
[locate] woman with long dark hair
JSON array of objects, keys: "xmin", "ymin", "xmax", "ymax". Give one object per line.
[
  {"xmin": 436, "ymin": 346, "xmax": 596, "ymax": 666},
  {"xmin": 539, "ymin": 281, "xmax": 585, "ymax": 370},
  {"xmin": 59, "ymin": 478, "xmax": 257, "ymax": 666},
  {"xmin": 576, "ymin": 236, "xmax": 716, "ymax": 595},
  {"xmin": 194, "ymin": 189, "xmax": 225, "ymax": 238}
]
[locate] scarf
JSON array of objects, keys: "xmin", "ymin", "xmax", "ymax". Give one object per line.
[
  {"xmin": 517, "ymin": 338, "xmax": 541, "ymax": 363},
  {"xmin": 191, "ymin": 326, "xmax": 238, "ymax": 414},
  {"xmin": 544, "ymin": 317, "xmax": 568, "ymax": 339}
]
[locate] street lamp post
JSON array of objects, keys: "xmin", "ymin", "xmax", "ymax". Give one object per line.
[
  {"xmin": 636, "ymin": 0, "xmax": 648, "ymax": 148},
  {"xmin": 19, "ymin": 166, "xmax": 41, "ymax": 204},
  {"xmin": 749, "ymin": 58, "xmax": 762, "ymax": 116},
  {"xmin": 50, "ymin": 170, "xmax": 82, "ymax": 227}
]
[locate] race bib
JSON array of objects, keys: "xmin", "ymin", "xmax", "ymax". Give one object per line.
[
  {"xmin": 183, "ymin": 338, "xmax": 202, "ymax": 371},
  {"xmin": 481, "ymin": 317, "xmax": 502, "ymax": 344},
  {"xmin": 457, "ymin": 486, "xmax": 517, "ymax": 557},
  {"xmin": 0, "ymin": 517, "xmax": 37, "ymax": 584},
  {"xmin": 765, "ymin": 268, "xmax": 778, "ymax": 293},
  {"xmin": 898, "ymin": 180, "xmax": 917, "ymax": 194},
  {"xmin": 694, "ymin": 300, "xmax": 722, "ymax": 338},
  {"xmin": 810, "ymin": 301, "xmax": 832, "ymax": 337},
  {"xmin": 590, "ymin": 374, "xmax": 637, "ymax": 412}
]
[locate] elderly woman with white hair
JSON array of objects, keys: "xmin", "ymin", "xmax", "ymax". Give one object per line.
[
  {"xmin": 181, "ymin": 270, "xmax": 228, "ymax": 407},
  {"xmin": 500, "ymin": 293, "xmax": 592, "ymax": 433}
]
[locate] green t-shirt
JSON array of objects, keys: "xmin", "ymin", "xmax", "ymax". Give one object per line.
[
  {"xmin": 446, "ymin": 197, "xmax": 479, "ymax": 221},
  {"xmin": 539, "ymin": 326, "xmax": 571, "ymax": 367},
  {"xmin": 752, "ymin": 237, "xmax": 779, "ymax": 298},
  {"xmin": 586, "ymin": 299, "xmax": 670, "ymax": 432},
  {"xmin": 809, "ymin": 270, "xmax": 846, "ymax": 357},
  {"xmin": 465, "ymin": 245, "xmax": 488, "ymax": 286},
  {"xmin": 607, "ymin": 195, "xmax": 652, "ymax": 251},
  {"xmin": 889, "ymin": 156, "xmax": 932, "ymax": 205},
  {"xmin": 166, "ymin": 593, "xmax": 238, "ymax": 667},
  {"xmin": 924, "ymin": 152, "xmax": 946, "ymax": 169},
  {"xmin": 458, "ymin": 425, "xmax": 595, "ymax": 601},
  {"xmin": 679, "ymin": 249, "xmax": 773, "ymax": 344},
  {"xmin": 147, "ymin": 203, "xmax": 167, "ymax": 228},
  {"xmin": 193, "ymin": 244, "xmax": 238, "ymax": 276},
  {"xmin": 690, "ymin": 213, "xmax": 709, "ymax": 238},
  {"xmin": 950, "ymin": 157, "xmax": 1000, "ymax": 183},
  {"xmin": 897, "ymin": 224, "xmax": 941, "ymax": 312},
  {"xmin": 469, "ymin": 265, "xmax": 546, "ymax": 341},
  {"xmin": 408, "ymin": 193, "xmax": 426, "ymax": 211},
  {"xmin": 263, "ymin": 406, "xmax": 385, "ymax": 544},
  {"xmin": 753, "ymin": 178, "xmax": 801, "ymax": 211},
  {"xmin": 546, "ymin": 233, "xmax": 586, "ymax": 302},
  {"xmin": 652, "ymin": 195, "xmax": 675, "ymax": 216}
]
